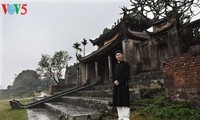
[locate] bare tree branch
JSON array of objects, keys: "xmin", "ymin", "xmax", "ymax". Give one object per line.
[{"xmin": 127, "ymin": 0, "xmax": 200, "ymax": 21}]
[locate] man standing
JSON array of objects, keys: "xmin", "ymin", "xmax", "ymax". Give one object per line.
[{"xmin": 113, "ymin": 50, "xmax": 130, "ymax": 120}]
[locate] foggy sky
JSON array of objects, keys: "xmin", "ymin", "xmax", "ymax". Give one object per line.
[{"xmin": 0, "ymin": 0, "xmax": 131, "ymax": 89}]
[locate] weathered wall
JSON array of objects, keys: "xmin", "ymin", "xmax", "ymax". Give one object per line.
[
  {"xmin": 122, "ymin": 39, "xmax": 139, "ymax": 75},
  {"xmin": 138, "ymin": 42, "xmax": 151, "ymax": 72},
  {"xmin": 164, "ymin": 52, "xmax": 200, "ymax": 106},
  {"xmin": 67, "ymin": 72, "xmax": 77, "ymax": 85}
]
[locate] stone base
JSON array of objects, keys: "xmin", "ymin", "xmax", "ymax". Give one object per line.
[{"xmin": 166, "ymin": 87, "xmax": 200, "ymax": 107}]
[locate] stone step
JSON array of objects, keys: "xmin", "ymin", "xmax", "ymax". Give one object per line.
[
  {"xmin": 52, "ymin": 92, "xmax": 62, "ymax": 95},
  {"xmin": 93, "ymin": 79, "xmax": 164, "ymax": 91},
  {"xmin": 66, "ymin": 88, "xmax": 139, "ymax": 101},
  {"xmin": 72, "ymin": 90, "xmax": 112, "ymax": 98},
  {"xmin": 44, "ymin": 102, "xmax": 102, "ymax": 120},
  {"xmin": 61, "ymin": 96, "xmax": 113, "ymax": 113},
  {"xmin": 27, "ymin": 108, "xmax": 58, "ymax": 120},
  {"xmin": 92, "ymin": 84, "xmax": 113, "ymax": 91}
]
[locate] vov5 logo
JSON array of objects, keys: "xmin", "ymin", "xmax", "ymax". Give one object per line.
[{"xmin": 1, "ymin": 4, "xmax": 27, "ymax": 15}]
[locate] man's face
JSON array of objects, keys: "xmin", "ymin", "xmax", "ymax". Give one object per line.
[{"xmin": 115, "ymin": 53, "xmax": 124, "ymax": 61}]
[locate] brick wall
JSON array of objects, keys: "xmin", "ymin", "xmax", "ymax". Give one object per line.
[
  {"xmin": 163, "ymin": 53, "xmax": 200, "ymax": 106},
  {"xmin": 164, "ymin": 53, "xmax": 200, "ymax": 87}
]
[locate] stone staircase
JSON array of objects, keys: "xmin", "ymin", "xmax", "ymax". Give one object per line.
[
  {"xmin": 27, "ymin": 78, "xmax": 164, "ymax": 120},
  {"xmin": 27, "ymin": 83, "xmax": 115, "ymax": 120},
  {"xmin": 44, "ymin": 102, "xmax": 102, "ymax": 120}
]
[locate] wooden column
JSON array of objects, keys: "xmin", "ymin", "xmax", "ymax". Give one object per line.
[
  {"xmin": 86, "ymin": 63, "xmax": 89, "ymax": 82},
  {"xmin": 79, "ymin": 63, "xmax": 87, "ymax": 84},
  {"xmin": 95, "ymin": 61, "xmax": 99, "ymax": 80},
  {"xmin": 108, "ymin": 56, "xmax": 113, "ymax": 81}
]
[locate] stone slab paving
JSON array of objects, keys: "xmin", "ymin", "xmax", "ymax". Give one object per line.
[{"xmin": 27, "ymin": 108, "xmax": 58, "ymax": 120}]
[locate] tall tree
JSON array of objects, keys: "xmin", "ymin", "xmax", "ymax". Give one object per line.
[
  {"xmin": 72, "ymin": 42, "xmax": 82, "ymax": 61},
  {"xmin": 73, "ymin": 42, "xmax": 82, "ymax": 55},
  {"xmin": 37, "ymin": 50, "xmax": 72, "ymax": 84},
  {"xmin": 81, "ymin": 38, "xmax": 88, "ymax": 57},
  {"xmin": 72, "ymin": 42, "xmax": 82, "ymax": 84}
]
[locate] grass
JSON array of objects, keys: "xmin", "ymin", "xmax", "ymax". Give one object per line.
[
  {"xmin": 136, "ymin": 92, "xmax": 200, "ymax": 120},
  {"xmin": 103, "ymin": 112, "xmax": 161, "ymax": 120},
  {"xmin": 138, "ymin": 102, "xmax": 200, "ymax": 120},
  {"xmin": 0, "ymin": 98, "xmax": 32, "ymax": 120},
  {"xmin": 130, "ymin": 113, "xmax": 162, "ymax": 120}
]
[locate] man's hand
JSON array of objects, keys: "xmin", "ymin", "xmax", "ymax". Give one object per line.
[{"xmin": 114, "ymin": 80, "xmax": 119, "ymax": 86}]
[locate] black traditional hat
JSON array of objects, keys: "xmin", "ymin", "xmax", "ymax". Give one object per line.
[{"xmin": 115, "ymin": 50, "xmax": 123, "ymax": 55}]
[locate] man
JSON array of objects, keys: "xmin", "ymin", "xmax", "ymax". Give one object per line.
[{"xmin": 113, "ymin": 50, "xmax": 130, "ymax": 120}]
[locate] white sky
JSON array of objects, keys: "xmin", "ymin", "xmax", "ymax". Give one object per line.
[{"xmin": 0, "ymin": 0, "xmax": 131, "ymax": 89}]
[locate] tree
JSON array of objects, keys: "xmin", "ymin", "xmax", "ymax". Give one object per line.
[
  {"xmin": 73, "ymin": 42, "xmax": 82, "ymax": 56},
  {"xmin": 123, "ymin": 0, "xmax": 200, "ymax": 21},
  {"xmin": 40, "ymin": 77, "xmax": 55, "ymax": 90},
  {"xmin": 72, "ymin": 42, "xmax": 82, "ymax": 62},
  {"xmin": 37, "ymin": 50, "xmax": 72, "ymax": 84},
  {"xmin": 12, "ymin": 70, "xmax": 41, "ymax": 96},
  {"xmin": 7, "ymin": 85, "xmax": 12, "ymax": 90},
  {"xmin": 81, "ymin": 38, "xmax": 88, "ymax": 57},
  {"xmin": 72, "ymin": 43, "xmax": 82, "ymax": 84}
]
